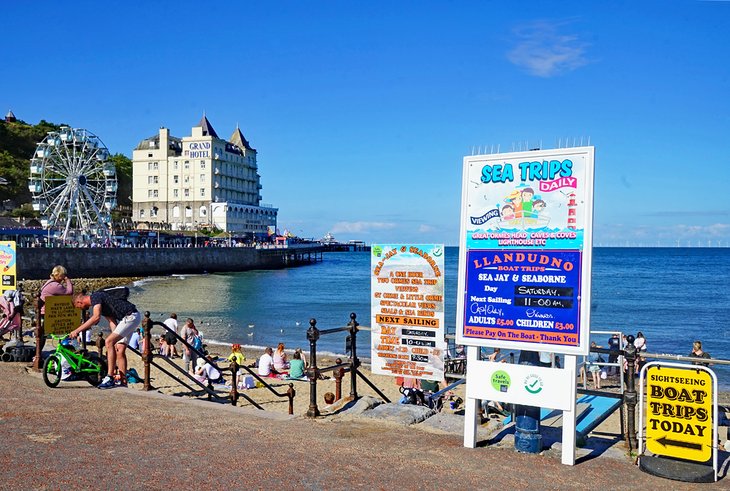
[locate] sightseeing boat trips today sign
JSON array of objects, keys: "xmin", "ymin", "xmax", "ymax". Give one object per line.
[
  {"xmin": 456, "ymin": 147, "xmax": 595, "ymax": 356},
  {"xmin": 370, "ymin": 244, "xmax": 446, "ymax": 381}
]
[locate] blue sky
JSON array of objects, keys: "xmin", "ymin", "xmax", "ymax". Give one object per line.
[{"xmin": 3, "ymin": 1, "xmax": 729, "ymax": 246}]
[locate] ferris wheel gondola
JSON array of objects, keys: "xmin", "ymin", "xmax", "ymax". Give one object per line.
[{"xmin": 28, "ymin": 127, "xmax": 117, "ymax": 241}]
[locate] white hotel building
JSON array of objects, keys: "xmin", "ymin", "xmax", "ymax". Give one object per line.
[{"xmin": 132, "ymin": 116, "xmax": 277, "ymax": 236}]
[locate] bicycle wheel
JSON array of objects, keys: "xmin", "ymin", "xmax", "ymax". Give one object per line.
[
  {"xmin": 42, "ymin": 354, "xmax": 62, "ymax": 388},
  {"xmin": 84, "ymin": 354, "xmax": 107, "ymax": 386}
]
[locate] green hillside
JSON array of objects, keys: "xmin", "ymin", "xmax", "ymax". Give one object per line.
[{"xmin": 0, "ymin": 118, "xmax": 132, "ymax": 217}]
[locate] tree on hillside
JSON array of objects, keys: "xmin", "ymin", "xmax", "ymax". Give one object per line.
[{"xmin": 0, "ymin": 119, "xmax": 63, "ymax": 208}]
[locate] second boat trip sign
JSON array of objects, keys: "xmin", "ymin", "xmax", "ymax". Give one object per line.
[
  {"xmin": 371, "ymin": 244, "xmax": 446, "ymax": 381},
  {"xmin": 456, "ymin": 147, "xmax": 595, "ymax": 356}
]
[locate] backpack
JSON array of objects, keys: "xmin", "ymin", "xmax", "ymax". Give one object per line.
[
  {"xmin": 192, "ymin": 335, "xmax": 203, "ymax": 351},
  {"xmin": 99, "ymin": 286, "xmax": 130, "ymax": 300}
]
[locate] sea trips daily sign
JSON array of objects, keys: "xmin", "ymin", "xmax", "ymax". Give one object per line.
[
  {"xmin": 371, "ymin": 244, "xmax": 446, "ymax": 380},
  {"xmin": 456, "ymin": 147, "xmax": 595, "ymax": 355}
]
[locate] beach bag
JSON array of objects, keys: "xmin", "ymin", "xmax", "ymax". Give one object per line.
[
  {"xmin": 126, "ymin": 367, "xmax": 142, "ymax": 384},
  {"xmin": 192, "ymin": 335, "xmax": 203, "ymax": 351}
]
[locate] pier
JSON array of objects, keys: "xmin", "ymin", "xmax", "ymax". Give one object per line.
[{"xmin": 16, "ymin": 244, "xmax": 324, "ymax": 280}]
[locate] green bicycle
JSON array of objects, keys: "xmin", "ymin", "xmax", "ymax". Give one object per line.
[{"xmin": 42, "ymin": 334, "xmax": 107, "ymax": 388}]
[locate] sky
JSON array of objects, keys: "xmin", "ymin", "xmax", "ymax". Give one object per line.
[{"xmin": 3, "ymin": 1, "xmax": 730, "ymax": 246}]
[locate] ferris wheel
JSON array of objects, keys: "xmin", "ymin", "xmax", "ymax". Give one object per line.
[{"xmin": 28, "ymin": 127, "xmax": 117, "ymax": 241}]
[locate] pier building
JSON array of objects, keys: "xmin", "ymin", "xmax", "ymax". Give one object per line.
[{"xmin": 132, "ymin": 116, "xmax": 277, "ymax": 236}]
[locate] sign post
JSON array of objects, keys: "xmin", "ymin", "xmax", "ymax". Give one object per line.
[
  {"xmin": 457, "ymin": 147, "xmax": 595, "ymax": 465},
  {"xmin": 639, "ymin": 362, "xmax": 718, "ymax": 482}
]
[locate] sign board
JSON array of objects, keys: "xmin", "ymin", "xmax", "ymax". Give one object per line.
[
  {"xmin": 0, "ymin": 241, "xmax": 17, "ymax": 292},
  {"xmin": 466, "ymin": 359, "xmax": 575, "ymax": 411},
  {"xmin": 644, "ymin": 364, "xmax": 714, "ymax": 462},
  {"xmin": 456, "ymin": 147, "xmax": 595, "ymax": 356},
  {"xmin": 44, "ymin": 295, "xmax": 81, "ymax": 335},
  {"xmin": 371, "ymin": 244, "xmax": 446, "ymax": 381}
]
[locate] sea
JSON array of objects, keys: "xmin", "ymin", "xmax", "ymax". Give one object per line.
[{"xmin": 127, "ymin": 247, "xmax": 730, "ymax": 389}]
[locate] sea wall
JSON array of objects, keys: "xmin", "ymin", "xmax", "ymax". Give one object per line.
[{"xmin": 16, "ymin": 246, "xmax": 323, "ymax": 280}]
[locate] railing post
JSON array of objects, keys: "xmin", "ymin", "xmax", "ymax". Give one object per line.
[
  {"xmin": 623, "ymin": 335, "xmax": 638, "ymax": 451},
  {"xmin": 230, "ymin": 359, "xmax": 239, "ymax": 406},
  {"xmin": 306, "ymin": 318, "xmax": 320, "ymax": 418},
  {"xmin": 142, "ymin": 314, "xmax": 152, "ymax": 391},
  {"xmin": 348, "ymin": 312, "xmax": 359, "ymax": 400}
]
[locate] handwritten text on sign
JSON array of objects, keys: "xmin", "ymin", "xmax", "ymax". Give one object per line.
[
  {"xmin": 646, "ymin": 365, "xmax": 713, "ymax": 462},
  {"xmin": 371, "ymin": 244, "xmax": 446, "ymax": 381}
]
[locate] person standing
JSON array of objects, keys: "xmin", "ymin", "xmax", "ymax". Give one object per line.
[
  {"xmin": 38, "ymin": 265, "xmax": 73, "ymax": 353},
  {"xmin": 163, "ymin": 313, "xmax": 179, "ymax": 357},
  {"xmin": 179, "ymin": 318, "xmax": 199, "ymax": 372},
  {"xmin": 689, "ymin": 340, "xmax": 712, "ymax": 366},
  {"xmin": 69, "ymin": 290, "xmax": 141, "ymax": 389}
]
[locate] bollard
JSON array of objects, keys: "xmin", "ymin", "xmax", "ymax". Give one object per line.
[
  {"xmin": 514, "ymin": 350, "xmax": 542, "ymax": 453},
  {"xmin": 334, "ymin": 362, "xmax": 344, "ymax": 402},
  {"xmin": 306, "ymin": 318, "xmax": 320, "ymax": 418},
  {"xmin": 623, "ymin": 335, "xmax": 638, "ymax": 451},
  {"xmin": 287, "ymin": 383, "xmax": 295, "ymax": 415},
  {"xmin": 230, "ymin": 359, "xmax": 239, "ymax": 406},
  {"xmin": 348, "ymin": 313, "xmax": 359, "ymax": 400}
]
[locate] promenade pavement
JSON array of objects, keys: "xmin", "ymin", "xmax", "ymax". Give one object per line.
[{"xmin": 0, "ymin": 362, "xmax": 726, "ymax": 490}]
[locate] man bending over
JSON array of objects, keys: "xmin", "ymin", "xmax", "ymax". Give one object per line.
[{"xmin": 69, "ymin": 291, "xmax": 141, "ymax": 389}]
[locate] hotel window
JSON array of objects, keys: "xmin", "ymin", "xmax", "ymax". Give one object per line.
[
  {"xmin": 151, "ymin": 207, "xmax": 158, "ymax": 217},
  {"xmin": 184, "ymin": 188, "xmax": 190, "ymax": 197},
  {"xmin": 184, "ymin": 161, "xmax": 190, "ymax": 170},
  {"xmin": 173, "ymin": 205, "xmax": 180, "ymax": 218},
  {"xmin": 148, "ymin": 176, "xmax": 158, "ymax": 184},
  {"xmin": 173, "ymin": 161, "xmax": 179, "ymax": 170},
  {"xmin": 200, "ymin": 188, "xmax": 205, "ymax": 197},
  {"xmin": 140, "ymin": 209, "xmax": 145, "ymax": 218},
  {"xmin": 200, "ymin": 160, "xmax": 206, "ymax": 169},
  {"xmin": 200, "ymin": 173, "xmax": 206, "ymax": 181},
  {"xmin": 148, "ymin": 162, "xmax": 158, "ymax": 171},
  {"xmin": 185, "ymin": 206, "xmax": 192, "ymax": 218},
  {"xmin": 173, "ymin": 189, "xmax": 179, "ymax": 198},
  {"xmin": 173, "ymin": 175, "xmax": 179, "ymax": 184},
  {"xmin": 184, "ymin": 176, "xmax": 190, "ymax": 184}
]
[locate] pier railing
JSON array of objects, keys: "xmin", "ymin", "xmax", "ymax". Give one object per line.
[{"xmin": 305, "ymin": 313, "xmax": 390, "ymax": 418}]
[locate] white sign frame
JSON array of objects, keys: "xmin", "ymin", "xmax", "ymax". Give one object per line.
[
  {"xmin": 463, "ymin": 347, "xmax": 579, "ymax": 465},
  {"xmin": 456, "ymin": 147, "xmax": 595, "ymax": 357}
]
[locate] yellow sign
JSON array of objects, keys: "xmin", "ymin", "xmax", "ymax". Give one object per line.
[
  {"xmin": 44, "ymin": 295, "xmax": 81, "ymax": 335},
  {"xmin": 646, "ymin": 365, "xmax": 713, "ymax": 462},
  {"xmin": 0, "ymin": 241, "xmax": 16, "ymax": 292}
]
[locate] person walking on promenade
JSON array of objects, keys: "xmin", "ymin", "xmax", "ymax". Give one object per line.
[
  {"xmin": 37, "ymin": 265, "xmax": 73, "ymax": 353},
  {"xmin": 69, "ymin": 290, "xmax": 141, "ymax": 389},
  {"xmin": 689, "ymin": 340, "xmax": 712, "ymax": 366}
]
